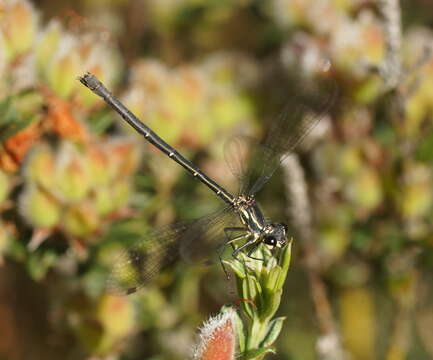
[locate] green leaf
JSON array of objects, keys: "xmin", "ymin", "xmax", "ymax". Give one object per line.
[
  {"xmin": 87, "ymin": 109, "xmax": 114, "ymax": 135},
  {"xmin": 260, "ymin": 288, "xmax": 282, "ymax": 321},
  {"xmin": 264, "ymin": 266, "xmax": 281, "ymax": 292},
  {"xmin": 259, "ymin": 317, "xmax": 286, "ymax": 348},
  {"xmin": 245, "ymin": 274, "xmax": 260, "ymax": 298},
  {"xmin": 241, "ymin": 276, "xmax": 259, "ymax": 318},
  {"xmin": 416, "ymin": 130, "xmax": 433, "ymax": 162},
  {"xmin": 0, "ymin": 96, "xmax": 15, "ymax": 125},
  {"xmin": 240, "ymin": 346, "xmax": 276, "ymax": 360},
  {"xmin": 223, "ymin": 258, "xmax": 246, "ymax": 278},
  {"xmin": 0, "ymin": 91, "xmax": 42, "ymax": 143},
  {"xmin": 27, "ymin": 251, "xmax": 58, "ymax": 281},
  {"xmin": 0, "ymin": 114, "xmax": 39, "ymax": 143},
  {"xmin": 7, "ymin": 234, "xmax": 26, "ymax": 261},
  {"xmin": 276, "ymin": 240, "xmax": 292, "ymax": 288}
]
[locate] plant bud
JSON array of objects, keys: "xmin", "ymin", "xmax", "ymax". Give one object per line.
[
  {"xmin": 96, "ymin": 294, "xmax": 135, "ymax": 338},
  {"xmin": 108, "ymin": 140, "xmax": 141, "ymax": 178},
  {"xmin": 346, "ymin": 166, "xmax": 382, "ymax": 212},
  {"xmin": 399, "ymin": 164, "xmax": 432, "ymax": 219},
  {"xmin": 25, "ymin": 145, "xmax": 55, "ymax": 189},
  {"xmin": 54, "ymin": 143, "xmax": 91, "ymax": 202},
  {"xmin": 93, "ymin": 186, "xmax": 113, "ymax": 216},
  {"xmin": 400, "ymin": 182, "xmax": 432, "ymax": 219},
  {"xmin": 35, "ymin": 20, "xmax": 61, "ymax": 75},
  {"xmin": 192, "ymin": 307, "xmax": 239, "ymax": 360},
  {"xmin": 0, "ymin": 170, "xmax": 9, "ymax": 203},
  {"xmin": 47, "ymin": 35, "xmax": 81, "ymax": 98},
  {"xmin": 19, "ymin": 184, "xmax": 61, "ymax": 228},
  {"xmin": 62, "ymin": 202, "xmax": 100, "ymax": 237},
  {"xmin": 0, "ymin": 0, "xmax": 39, "ymax": 61},
  {"xmin": 86, "ymin": 146, "xmax": 111, "ymax": 187},
  {"xmin": 111, "ymin": 180, "xmax": 131, "ymax": 211}
]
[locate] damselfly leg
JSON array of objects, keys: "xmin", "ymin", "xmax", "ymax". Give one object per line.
[
  {"xmin": 219, "ymin": 227, "xmax": 248, "ymax": 278},
  {"xmin": 232, "ymin": 237, "xmax": 260, "ymax": 261}
]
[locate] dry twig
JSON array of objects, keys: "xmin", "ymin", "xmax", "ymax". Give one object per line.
[{"xmin": 282, "ymin": 155, "xmax": 346, "ymax": 360}]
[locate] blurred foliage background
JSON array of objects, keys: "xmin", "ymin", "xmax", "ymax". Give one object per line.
[{"xmin": 1, "ymin": 0, "xmax": 433, "ymax": 359}]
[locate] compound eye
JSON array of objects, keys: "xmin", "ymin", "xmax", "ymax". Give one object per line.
[{"xmin": 264, "ymin": 236, "xmax": 277, "ymax": 247}]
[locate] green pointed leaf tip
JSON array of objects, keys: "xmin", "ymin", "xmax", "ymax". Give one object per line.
[
  {"xmin": 223, "ymin": 259, "xmax": 246, "ymax": 278},
  {"xmin": 276, "ymin": 239, "xmax": 293, "ymax": 287},
  {"xmin": 259, "ymin": 287, "xmax": 283, "ymax": 321},
  {"xmin": 264, "ymin": 258, "xmax": 278, "ymax": 278},
  {"xmin": 279, "ymin": 238, "xmax": 293, "ymax": 269},
  {"xmin": 226, "ymin": 240, "xmax": 293, "ymax": 321},
  {"xmin": 243, "ymin": 274, "xmax": 258, "ymax": 298},
  {"xmin": 240, "ymin": 346, "xmax": 276, "ymax": 360},
  {"xmin": 259, "ymin": 317, "xmax": 286, "ymax": 348},
  {"xmin": 264, "ymin": 266, "xmax": 282, "ymax": 293}
]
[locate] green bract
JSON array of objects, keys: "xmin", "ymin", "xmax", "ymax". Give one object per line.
[{"xmin": 223, "ymin": 240, "xmax": 292, "ymax": 358}]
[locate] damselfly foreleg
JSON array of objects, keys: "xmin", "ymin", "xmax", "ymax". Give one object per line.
[
  {"xmin": 246, "ymin": 242, "xmax": 265, "ymax": 261},
  {"xmin": 218, "ymin": 227, "xmax": 248, "ymax": 279},
  {"xmin": 224, "ymin": 227, "xmax": 247, "ymax": 245},
  {"xmin": 232, "ymin": 237, "xmax": 260, "ymax": 261}
]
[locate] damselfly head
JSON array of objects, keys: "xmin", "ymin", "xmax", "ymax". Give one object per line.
[{"xmin": 263, "ymin": 223, "xmax": 288, "ymax": 248}]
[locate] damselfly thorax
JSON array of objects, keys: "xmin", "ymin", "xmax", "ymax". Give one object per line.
[{"xmin": 225, "ymin": 195, "xmax": 288, "ymax": 260}]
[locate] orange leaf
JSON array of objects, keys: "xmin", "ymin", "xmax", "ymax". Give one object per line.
[
  {"xmin": 44, "ymin": 93, "xmax": 87, "ymax": 142},
  {"xmin": 0, "ymin": 121, "xmax": 41, "ymax": 172}
]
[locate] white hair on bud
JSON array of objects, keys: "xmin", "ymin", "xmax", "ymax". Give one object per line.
[{"xmin": 191, "ymin": 307, "xmax": 238, "ymax": 360}]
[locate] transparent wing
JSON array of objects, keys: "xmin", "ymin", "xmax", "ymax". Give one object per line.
[
  {"xmin": 224, "ymin": 135, "xmax": 260, "ymax": 195},
  {"xmin": 106, "ymin": 205, "xmax": 236, "ymax": 295},
  {"xmin": 224, "ymin": 79, "xmax": 338, "ymax": 195},
  {"xmin": 179, "ymin": 206, "xmax": 241, "ymax": 264},
  {"xmin": 224, "ymin": 135, "xmax": 276, "ymax": 196}
]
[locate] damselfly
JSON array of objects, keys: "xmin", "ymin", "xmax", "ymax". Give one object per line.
[{"xmin": 79, "ymin": 73, "xmax": 336, "ymax": 295}]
